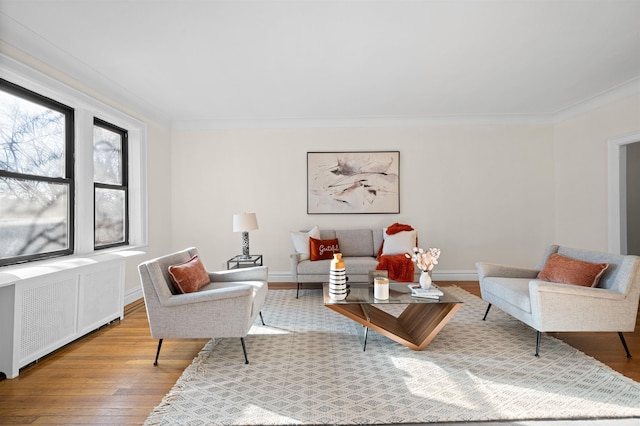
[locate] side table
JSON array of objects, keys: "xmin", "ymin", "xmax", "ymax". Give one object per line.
[{"xmin": 227, "ymin": 254, "xmax": 263, "ymax": 270}]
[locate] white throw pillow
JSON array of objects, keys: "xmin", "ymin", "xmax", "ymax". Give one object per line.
[
  {"xmin": 290, "ymin": 225, "xmax": 320, "ymax": 261},
  {"xmin": 382, "ymin": 229, "xmax": 417, "ymax": 255}
]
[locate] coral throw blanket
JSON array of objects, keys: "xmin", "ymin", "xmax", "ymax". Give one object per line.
[{"xmin": 376, "ymin": 223, "xmax": 415, "ymax": 282}]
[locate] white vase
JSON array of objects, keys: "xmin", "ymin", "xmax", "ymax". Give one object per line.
[
  {"xmin": 419, "ymin": 271, "xmax": 432, "ymax": 289},
  {"xmin": 374, "ymin": 277, "xmax": 389, "ymax": 300},
  {"xmin": 329, "ymin": 253, "xmax": 347, "ymax": 300}
]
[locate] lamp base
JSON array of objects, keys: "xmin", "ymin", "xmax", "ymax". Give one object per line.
[{"xmin": 240, "ymin": 232, "xmax": 251, "ymax": 259}]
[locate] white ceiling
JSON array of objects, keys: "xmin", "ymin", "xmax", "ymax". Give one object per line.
[{"xmin": 1, "ymin": 0, "xmax": 639, "ymax": 128}]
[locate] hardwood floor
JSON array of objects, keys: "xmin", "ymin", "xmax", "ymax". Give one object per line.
[{"xmin": 0, "ymin": 282, "xmax": 638, "ymax": 425}]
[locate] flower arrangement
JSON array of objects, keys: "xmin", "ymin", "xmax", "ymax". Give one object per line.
[{"xmin": 406, "ymin": 247, "xmax": 441, "ymax": 273}]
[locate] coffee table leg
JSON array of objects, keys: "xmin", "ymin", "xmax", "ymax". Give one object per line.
[
  {"xmin": 358, "ymin": 303, "xmax": 370, "ymax": 351},
  {"xmin": 354, "ymin": 324, "xmax": 369, "ymax": 351},
  {"xmin": 363, "ymin": 326, "xmax": 368, "ymax": 351}
]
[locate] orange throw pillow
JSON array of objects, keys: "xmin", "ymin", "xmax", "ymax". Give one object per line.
[
  {"xmin": 309, "ymin": 237, "xmax": 340, "ymax": 261},
  {"xmin": 537, "ymin": 253, "xmax": 608, "ymax": 287},
  {"xmin": 168, "ymin": 255, "xmax": 211, "ymax": 293}
]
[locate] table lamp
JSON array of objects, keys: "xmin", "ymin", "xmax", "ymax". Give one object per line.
[{"xmin": 233, "ymin": 213, "xmax": 258, "ymax": 259}]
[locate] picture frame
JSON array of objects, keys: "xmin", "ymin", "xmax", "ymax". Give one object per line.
[
  {"xmin": 307, "ymin": 151, "xmax": 400, "ymax": 214},
  {"xmin": 368, "ymin": 270, "xmax": 388, "ymax": 285}
]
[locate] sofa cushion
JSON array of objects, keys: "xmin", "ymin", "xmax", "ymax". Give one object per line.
[
  {"xmin": 481, "ymin": 277, "xmax": 532, "ymax": 313},
  {"xmin": 344, "ymin": 257, "xmax": 382, "ymax": 274},
  {"xmin": 168, "ymin": 255, "xmax": 211, "ymax": 294},
  {"xmin": 382, "ymin": 230, "xmax": 417, "ymax": 255},
  {"xmin": 537, "ymin": 253, "xmax": 609, "ymax": 287},
  {"xmin": 290, "ymin": 225, "xmax": 320, "ymax": 261},
  {"xmin": 555, "ymin": 247, "xmax": 623, "ymax": 290},
  {"xmin": 297, "ymin": 256, "xmax": 379, "ymax": 275},
  {"xmin": 297, "ymin": 258, "xmax": 332, "ymax": 274},
  {"xmin": 335, "ymin": 229, "xmax": 374, "ymax": 257},
  {"xmin": 310, "ymin": 237, "xmax": 341, "ymax": 261},
  {"xmin": 319, "ymin": 229, "xmax": 337, "ymax": 240}
]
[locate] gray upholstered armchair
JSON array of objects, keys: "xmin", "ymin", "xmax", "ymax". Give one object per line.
[
  {"xmin": 138, "ymin": 247, "xmax": 268, "ymax": 365},
  {"xmin": 476, "ymin": 245, "xmax": 640, "ymax": 357}
]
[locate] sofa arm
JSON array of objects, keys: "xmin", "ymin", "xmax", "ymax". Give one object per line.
[
  {"xmin": 208, "ymin": 266, "xmax": 268, "ymax": 282},
  {"xmin": 476, "ymin": 262, "xmax": 539, "ymax": 281},
  {"xmin": 290, "ymin": 253, "xmax": 301, "ymax": 281},
  {"xmin": 161, "ymin": 284, "xmax": 253, "ymax": 307},
  {"xmin": 530, "ymin": 280, "xmax": 625, "ymax": 300},
  {"xmin": 528, "ymin": 280, "xmax": 634, "ymax": 331}
]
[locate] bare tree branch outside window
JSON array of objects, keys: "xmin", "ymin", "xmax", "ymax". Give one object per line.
[
  {"xmin": 93, "ymin": 119, "xmax": 128, "ymax": 248},
  {"xmin": 0, "ymin": 84, "xmax": 72, "ymax": 263}
]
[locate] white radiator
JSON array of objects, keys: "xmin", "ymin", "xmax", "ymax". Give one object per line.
[
  {"xmin": 20, "ymin": 277, "xmax": 78, "ymax": 363},
  {"xmin": 1, "ymin": 256, "xmax": 125, "ymax": 378}
]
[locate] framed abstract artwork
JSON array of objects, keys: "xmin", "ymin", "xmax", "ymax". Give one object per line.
[{"xmin": 307, "ymin": 151, "xmax": 400, "ymax": 214}]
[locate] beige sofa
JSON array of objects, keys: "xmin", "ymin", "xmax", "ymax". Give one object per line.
[
  {"xmin": 291, "ymin": 228, "xmax": 420, "ymax": 298},
  {"xmin": 476, "ymin": 245, "xmax": 640, "ymax": 357}
]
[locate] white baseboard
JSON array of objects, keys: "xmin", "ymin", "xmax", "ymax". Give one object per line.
[
  {"xmin": 431, "ymin": 270, "xmax": 479, "ymax": 281},
  {"xmin": 268, "ymin": 271, "xmax": 296, "ymax": 282},
  {"xmin": 125, "ymin": 287, "xmax": 143, "ymax": 306},
  {"xmin": 268, "ymin": 270, "xmax": 478, "ymax": 283}
]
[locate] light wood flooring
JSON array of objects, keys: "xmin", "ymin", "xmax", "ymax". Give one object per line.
[{"xmin": 0, "ymin": 282, "xmax": 638, "ymax": 425}]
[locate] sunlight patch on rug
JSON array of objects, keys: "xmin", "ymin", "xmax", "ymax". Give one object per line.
[{"xmin": 145, "ymin": 287, "xmax": 640, "ymax": 425}]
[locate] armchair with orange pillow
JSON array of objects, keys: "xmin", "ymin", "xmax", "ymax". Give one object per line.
[
  {"xmin": 138, "ymin": 247, "xmax": 268, "ymax": 365},
  {"xmin": 476, "ymin": 245, "xmax": 640, "ymax": 357}
]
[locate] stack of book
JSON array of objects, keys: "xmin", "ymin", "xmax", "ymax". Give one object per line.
[{"xmin": 408, "ymin": 284, "xmax": 444, "ymax": 299}]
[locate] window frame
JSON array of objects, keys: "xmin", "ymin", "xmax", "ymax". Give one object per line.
[
  {"xmin": 0, "ymin": 56, "xmax": 148, "ymax": 271},
  {"xmin": 0, "ymin": 78, "xmax": 75, "ymax": 266},
  {"xmin": 93, "ymin": 117, "xmax": 129, "ymax": 250}
]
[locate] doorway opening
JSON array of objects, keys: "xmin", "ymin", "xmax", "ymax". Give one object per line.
[{"xmin": 608, "ymin": 132, "xmax": 640, "ymax": 255}]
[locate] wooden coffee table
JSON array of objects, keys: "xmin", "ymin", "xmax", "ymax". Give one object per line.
[{"xmin": 323, "ymin": 282, "xmax": 462, "ymax": 351}]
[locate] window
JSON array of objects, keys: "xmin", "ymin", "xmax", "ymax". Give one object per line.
[
  {"xmin": 93, "ymin": 118, "xmax": 128, "ymax": 249},
  {"xmin": 0, "ymin": 60, "xmax": 147, "ymax": 269},
  {"xmin": 0, "ymin": 78, "xmax": 74, "ymax": 266}
]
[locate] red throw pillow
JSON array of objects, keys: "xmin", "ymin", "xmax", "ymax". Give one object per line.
[
  {"xmin": 168, "ymin": 255, "xmax": 211, "ymax": 293},
  {"xmin": 537, "ymin": 253, "xmax": 609, "ymax": 287},
  {"xmin": 309, "ymin": 237, "xmax": 340, "ymax": 261}
]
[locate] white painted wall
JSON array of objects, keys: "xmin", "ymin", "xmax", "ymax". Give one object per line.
[
  {"xmin": 170, "ymin": 124, "xmax": 555, "ymax": 279},
  {"xmin": 4, "ymin": 47, "xmax": 639, "ymax": 291},
  {"xmin": 553, "ymin": 94, "xmax": 640, "ymax": 251},
  {"xmin": 121, "ymin": 120, "xmax": 173, "ymax": 297}
]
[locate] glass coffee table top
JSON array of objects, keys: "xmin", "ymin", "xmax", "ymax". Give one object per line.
[{"xmin": 322, "ymin": 282, "xmax": 459, "ymax": 305}]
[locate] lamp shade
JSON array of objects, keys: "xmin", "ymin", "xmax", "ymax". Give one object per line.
[{"xmin": 233, "ymin": 213, "xmax": 258, "ymax": 232}]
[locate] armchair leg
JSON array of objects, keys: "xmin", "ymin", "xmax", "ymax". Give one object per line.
[
  {"xmin": 259, "ymin": 312, "xmax": 265, "ymax": 326},
  {"xmin": 154, "ymin": 339, "xmax": 163, "ymax": 366},
  {"xmin": 241, "ymin": 337, "xmax": 249, "ymax": 364},
  {"xmin": 482, "ymin": 304, "xmax": 492, "ymax": 321},
  {"xmin": 618, "ymin": 332, "xmax": 632, "ymax": 358},
  {"xmin": 535, "ymin": 331, "xmax": 542, "ymax": 357},
  {"xmin": 296, "ymin": 283, "xmax": 301, "ymax": 298}
]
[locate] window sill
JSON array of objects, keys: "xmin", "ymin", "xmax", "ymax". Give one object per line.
[{"xmin": 0, "ymin": 245, "xmax": 147, "ymax": 287}]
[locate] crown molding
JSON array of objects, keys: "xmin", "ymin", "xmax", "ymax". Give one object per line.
[
  {"xmin": 0, "ymin": 50, "xmax": 148, "ymax": 130},
  {"xmin": 0, "ymin": 31, "xmax": 170, "ymax": 125},
  {"xmin": 552, "ymin": 77, "xmax": 640, "ymax": 123},
  {"xmin": 171, "ymin": 113, "xmax": 555, "ymax": 131},
  {"xmin": 3, "ymin": 22, "xmax": 638, "ymax": 132},
  {"xmin": 173, "ymin": 79, "xmax": 640, "ymax": 131}
]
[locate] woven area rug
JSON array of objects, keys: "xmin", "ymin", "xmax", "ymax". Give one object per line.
[{"xmin": 145, "ymin": 287, "xmax": 640, "ymax": 425}]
